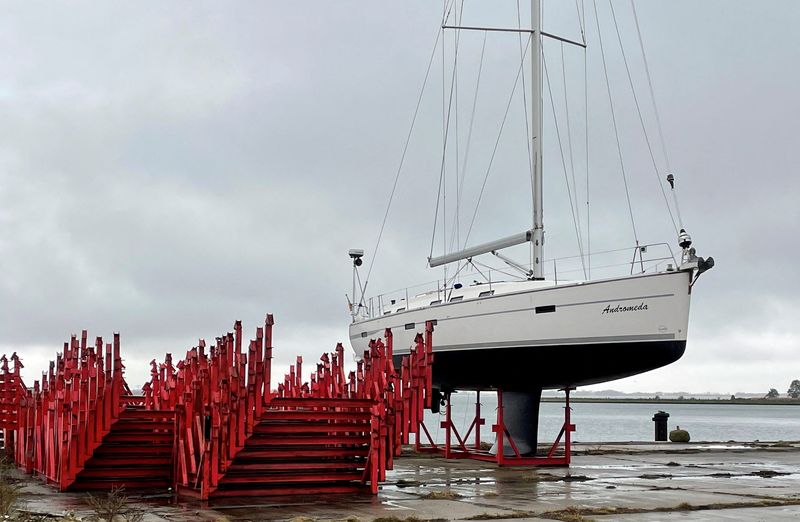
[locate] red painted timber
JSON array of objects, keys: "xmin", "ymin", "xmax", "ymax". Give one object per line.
[
  {"xmin": 1, "ymin": 314, "xmax": 438, "ymax": 498},
  {"xmin": 1, "ymin": 332, "xmax": 176, "ymax": 492},
  {"xmin": 141, "ymin": 315, "xmax": 436, "ymax": 499}
]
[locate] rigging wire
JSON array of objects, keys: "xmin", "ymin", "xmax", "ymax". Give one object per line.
[
  {"xmin": 630, "ymin": 1, "xmax": 670, "ymax": 174},
  {"xmin": 582, "ymin": 0, "xmax": 590, "ymax": 279},
  {"xmin": 441, "ymin": 0, "xmax": 448, "ymax": 283},
  {"xmin": 607, "ymin": 0, "xmax": 678, "ymax": 234},
  {"xmin": 515, "ymin": 0, "xmax": 535, "ymax": 209},
  {"xmin": 561, "ymin": 43, "xmax": 578, "ymax": 215},
  {"xmin": 473, "ymin": 260, "xmax": 525, "ymax": 281},
  {"xmin": 430, "ymin": 3, "xmax": 464, "ymax": 261},
  {"xmin": 445, "ymin": 2, "xmax": 469, "ymax": 257},
  {"xmin": 576, "ymin": 0, "xmax": 586, "ymax": 42},
  {"xmin": 543, "ymin": 48, "xmax": 586, "ymax": 279},
  {"xmin": 447, "ymin": 30, "xmax": 487, "ymax": 255},
  {"xmin": 591, "ymin": 0, "xmax": 639, "ymax": 246},
  {"xmin": 446, "ymin": 28, "xmax": 486, "ymax": 281},
  {"xmin": 361, "ymin": 12, "xmax": 450, "ymax": 306},
  {"xmin": 454, "ymin": 2, "xmax": 462, "ymax": 253},
  {"xmin": 516, "ymin": 0, "xmax": 536, "ymax": 269},
  {"xmin": 560, "ymin": 42, "xmax": 587, "ymax": 278},
  {"xmin": 462, "ymin": 34, "xmax": 533, "ymax": 250},
  {"xmin": 630, "ymin": 0, "xmax": 684, "ymax": 230}
]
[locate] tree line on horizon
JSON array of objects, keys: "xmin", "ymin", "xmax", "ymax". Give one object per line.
[{"xmin": 765, "ymin": 379, "xmax": 800, "ymax": 399}]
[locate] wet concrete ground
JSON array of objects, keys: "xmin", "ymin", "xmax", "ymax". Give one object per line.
[{"xmin": 12, "ymin": 441, "xmax": 800, "ymax": 521}]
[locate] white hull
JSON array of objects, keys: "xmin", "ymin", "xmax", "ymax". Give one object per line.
[{"xmin": 349, "ymin": 269, "xmax": 692, "ymax": 390}]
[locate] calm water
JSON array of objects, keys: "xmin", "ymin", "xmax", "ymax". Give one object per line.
[{"xmin": 420, "ymin": 391, "xmax": 800, "ymax": 443}]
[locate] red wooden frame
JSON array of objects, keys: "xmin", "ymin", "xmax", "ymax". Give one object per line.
[{"xmin": 415, "ymin": 387, "xmax": 575, "ymax": 466}]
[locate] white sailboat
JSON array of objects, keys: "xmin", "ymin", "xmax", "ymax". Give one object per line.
[{"xmin": 348, "ymin": 2, "xmax": 713, "ymax": 403}]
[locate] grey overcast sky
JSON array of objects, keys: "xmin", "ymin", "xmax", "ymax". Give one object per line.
[{"xmin": 1, "ymin": 1, "xmax": 798, "ymax": 395}]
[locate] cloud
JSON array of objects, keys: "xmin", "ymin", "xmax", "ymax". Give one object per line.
[{"xmin": 1, "ymin": 2, "xmax": 798, "ymax": 394}]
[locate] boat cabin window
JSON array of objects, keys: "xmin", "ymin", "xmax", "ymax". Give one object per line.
[
  {"xmin": 396, "ymin": 307, "xmax": 405, "ymax": 312},
  {"xmin": 383, "ymin": 310, "xmax": 392, "ymax": 315},
  {"xmin": 478, "ymin": 290, "xmax": 495, "ymax": 298},
  {"xmin": 429, "ymin": 299, "xmax": 442, "ymax": 305},
  {"xmin": 449, "ymin": 295, "xmax": 463, "ymax": 302}
]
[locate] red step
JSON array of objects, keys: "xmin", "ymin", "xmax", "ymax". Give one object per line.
[
  {"xmin": 84, "ymin": 455, "xmax": 172, "ymax": 467},
  {"xmin": 262, "ymin": 410, "xmax": 372, "ymax": 421},
  {"xmin": 91, "ymin": 443, "xmax": 172, "ymax": 456},
  {"xmin": 219, "ymin": 471, "xmax": 364, "ymax": 485},
  {"xmin": 210, "ymin": 484, "xmax": 369, "ymax": 498},
  {"xmin": 236, "ymin": 447, "xmax": 368, "ymax": 459},
  {"xmin": 68, "ymin": 478, "xmax": 172, "ymax": 491},
  {"xmin": 226, "ymin": 461, "xmax": 364, "ymax": 472},
  {"xmin": 102, "ymin": 432, "xmax": 174, "ymax": 444},
  {"xmin": 245, "ymin": 435, "xmax": 369, "ymax": 446},
  {"xmin": 254, "ymin": 423, "xmax": 369, "ymax": 434},
  {"xmin": 77, "ymin": 466, "xmax": 172, "ymax": 479}
]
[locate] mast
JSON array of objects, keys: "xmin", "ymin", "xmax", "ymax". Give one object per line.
[{"xmin": 531, "ymin": 0, "xmax": 544, "ymax": 280}]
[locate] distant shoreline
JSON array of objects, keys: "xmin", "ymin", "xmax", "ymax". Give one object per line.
[{"xmin": 541, "ymin": 397, "xmax": 800, "ymax": 406}]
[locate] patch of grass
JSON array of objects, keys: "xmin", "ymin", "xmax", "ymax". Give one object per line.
[
  {"xmin": 521, "ymin": 472, "xmax": 591, "ymax": 483},
  {"xmin": 540, "ymin": 506, "xmax": 594, "ymax": 521},
  {"xmin": 85, "ymin": 486, "xmax": 144, "ymax": 522},
  {"xmin": 0, "ymin": 458, "xmax": 21, "ymax": 517},
  {"xmin": 665, "ymin": 461, "xmax": 681, "ymax": 466},
  {"xmin": 561, "ymin": 474, "xmax": 592, "ymax": 482},
  {"xmin": 420, "ymin": 490, "xmax": 462, "ymax": 500},
  {"xmin": 372, "ymin": 515, "xmax": 438, "ymax": 522},
  {"xmin": 540, "ymin": 505, "xmax": 652, "ymax": 520},
  {"xmin": 466, "ymin": 512, "xmax": 535, "ymax": 520},
  {"xmin": 750, "ymin": 470, "xmax": 790, "ymax": 478},
  {"xmin": 542, "ymin": 474, "xmax": 591, "ymax": 483},
  {"xmin": 13, "ymin": 511, "xmax": 66, "ymax": 522},
  {"xmin": 638, "ymin": 473, "xmax": 672, "ymax": 480}
]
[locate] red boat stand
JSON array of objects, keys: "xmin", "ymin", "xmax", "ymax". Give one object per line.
[{"xmin": 415, "ymin": 387, "xmax": 575, "ymax": 466}]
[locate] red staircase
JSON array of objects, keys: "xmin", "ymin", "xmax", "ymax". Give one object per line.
[
  {"xmin": 0, "ymin": 331, "xmax": 178, "ymax": 492},
  {"xmin": 158, "ymin": 316, "xmax": 434, "ymax": 499},
  {"xmin": 70, "ymin": 408, "xmax": 174, "ymax": 491},
  {"xmin": 211, "ymin": 398, "xmax": 374, "ymax": 497},
  {"xmin": 1, "ymin": 315, "xmax": 436, "ymax": 499}
]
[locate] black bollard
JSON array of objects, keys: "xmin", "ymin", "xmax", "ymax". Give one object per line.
[{"xmin": 652, "ymin": 411, "xmax": 670, "ymax": 441}]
